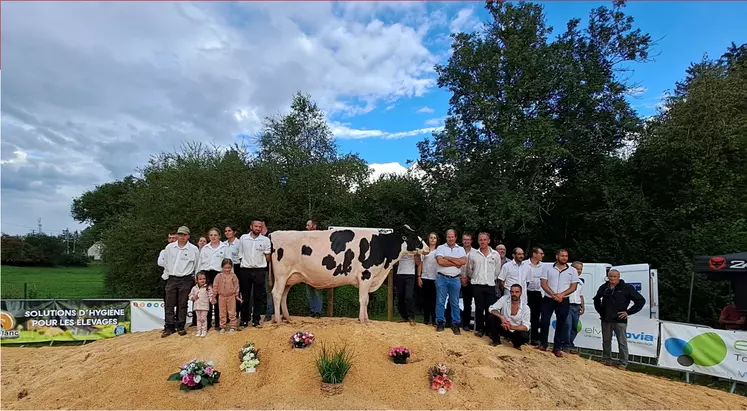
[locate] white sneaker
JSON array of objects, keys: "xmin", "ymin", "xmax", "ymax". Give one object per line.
[
  {"xmin": 228, "ymin": 328, "xmax": 236, "ymax": 334},
  {"xmin": 220, "ymin": 329, "xmax": 226, "ymax": 334},
  {"xmin": 200, "ymin": 331, "xmax": 207, "ymax": 337}
]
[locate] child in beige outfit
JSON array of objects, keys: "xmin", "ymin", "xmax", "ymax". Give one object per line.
[{"xmin": 211, "ymin": 259, "xmax": 241, "ymax": 333}]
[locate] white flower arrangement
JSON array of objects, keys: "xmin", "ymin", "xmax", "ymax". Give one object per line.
[{"xmin": 238, "ymin": 343, "xmax": 260, "ymax": 373}]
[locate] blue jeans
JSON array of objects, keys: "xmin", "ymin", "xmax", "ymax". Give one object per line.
[
  {"xmin": 306, "ymin": 284, "xmax": 323, "ymax": 314},
  {"xmin": 265, "ymin": 291, "xmax": 274, "ymax": 318},
  {"xmin": 435, "ymin": 274, "xmax": 461, "ymax": 325},
  {"xmin": 565, "ymin": 304, "xmax": 581, "ymax": 348}
]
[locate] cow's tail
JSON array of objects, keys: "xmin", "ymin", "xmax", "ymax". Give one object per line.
[{"xmin": 268, "ymin": 258, "xmax": 275, "ymax": 290}]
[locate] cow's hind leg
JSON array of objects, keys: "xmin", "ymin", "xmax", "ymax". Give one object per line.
[
  {"xmin": 281, "ymin": 284, "xmax": 292, "ymax": 323},
  {"xmin": 271, "ymin": 274, "xmax": 287, "ymax": 325},
  {"xmin": 358, "ymin": 282, "xmax": 372, "ymax": 324}
]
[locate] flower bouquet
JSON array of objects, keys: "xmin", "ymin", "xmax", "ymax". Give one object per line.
[
  {"xmin": 428, "ymin": 364, "xmax": 453, "ymax": 394},
  {"xmin": 167, "ymin": 360, "xmax": 220, "ymax": 391},
  {"xmin": 290, "ymin": 331, "xmax": 314, "ymax": 349},
  {"xmin": 238, "ymin": 343, "xmax": 260, "ymax": 373},
  {"xmin": 388, "ymin": 346, "xmax": 411, "ymax": 365}
]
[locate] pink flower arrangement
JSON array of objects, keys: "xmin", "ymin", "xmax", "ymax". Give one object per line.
[
  {"xmin": 168, "ymin": 360, "xmax": 221, "ymax": 391},
  {"xmin": 388, "ymin": 346, "xmax": 411, "ymax": 364},
  {"xmin": 428, "ymin": 364, "xmax": 453, "ymax": 394},
  {"xmin": 290, "ymin": 331, "xmax": 314, "ymax": 349}
]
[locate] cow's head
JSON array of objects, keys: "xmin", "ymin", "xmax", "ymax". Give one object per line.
[{"xmin": 396, "ymin": 225, "xmax": 428, "ymax": 255}]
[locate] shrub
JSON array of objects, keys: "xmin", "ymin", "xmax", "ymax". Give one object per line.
[{"xmin": 316, "ymin": 343, "xmax": 353, "ymax": 385}]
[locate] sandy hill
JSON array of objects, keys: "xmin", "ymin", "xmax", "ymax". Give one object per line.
[{"xmin": 1, "ymin": 317, "xmax": 745, "ymax": 410}]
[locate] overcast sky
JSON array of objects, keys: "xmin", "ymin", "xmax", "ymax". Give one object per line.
[{"xmin": 2, "ymin": 1, "xmax": 745, "ymax": 236}]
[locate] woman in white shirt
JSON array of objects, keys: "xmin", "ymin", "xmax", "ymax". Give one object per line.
[
  {"xmin": 194, "ymin": 228, "xmax": 227, "ymax": 330},
  {"xmin": 418, "ymin": 233, "xmax": 440, "ymax": 326}
]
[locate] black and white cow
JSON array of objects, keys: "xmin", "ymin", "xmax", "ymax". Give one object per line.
[{"xmin": 269, "ymin": 226, "xmax": 428, "ymax": 324}]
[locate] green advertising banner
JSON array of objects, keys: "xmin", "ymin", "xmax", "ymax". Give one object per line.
[{"xmin": 0, "ymin": 299, "xmax": 130, "ymax": 344}]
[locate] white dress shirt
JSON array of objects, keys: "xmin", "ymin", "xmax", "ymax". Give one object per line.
[
  {"xmin": 523, "ymin": 260, "xmax": 545, "ymax": 292},
  {"xmin": 397, "ymin": 255, "xmax": 416, "ymax": 275},
  {"xmin": 421, "ymin": 250, "xmax": 439, "ymax": 280},
  {"xmin": 434, "ymin": 243, "xmax": 466, "ymax": 277},
  {"xmin": 568, "ymin": 277, "xmax": 584, "ymax": 304},
  {"xmin": 539, "ymin": 263, "xmax": 580, "ymax": 295},
  {"xmin": 238, "ymin": 233, "xmax": 272, "ymax": 268},
  {"xmin": 498, "ymin": 259, "xmax": 529, "ymax": 303},
  {"xmin": 489, "ymin": 295, "xmax": 531, "ymax": 331},
  {"xmin": 467, "ymin": 247, "xmax": 502, "ymax": 286},
  {"xmin": 161, "ymin": 241, "xmax": 200, "ymax": 280},
  {"xmin": 223, "ymin": 238, "xmax": 241, "ymax": 265},
  {"xmin": 197, "ymin": 241, "xmax": 228, "ymax": 272}
]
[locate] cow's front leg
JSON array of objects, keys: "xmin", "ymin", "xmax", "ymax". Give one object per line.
[{"xmin": 358, "ymin": 284, "xmax": 371, "ymax": 324}]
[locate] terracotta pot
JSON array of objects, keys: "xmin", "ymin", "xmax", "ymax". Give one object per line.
[{"xmin": 320, "ymin": 382, "xmax": 344, "ymax": 396}]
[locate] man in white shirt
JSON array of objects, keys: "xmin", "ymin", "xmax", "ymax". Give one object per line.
[
  {"xmin": 435, "ymin": 229, "xmax": 467, "ymax": 334},
  {"xmin": 494, "ymin": 244, "xmax": 509, "ymax": 295},
  {"xmin": 564, "ymin": 261, "xmax": 585, "ymax": 354},
  {"xmin": 457, "ymin": 233, "xmax": 475, "ymax": 331},
  {"xmin": 305, "ymin": 220, "xmax": 324, "ymax": 318},
  {"xmin": 487, "ymin": 284, "xmax": 531, "ymax": 349},
  {"xmin": 238, "ymin": 219, "xmax": 272, "ymax": 328},
  {"xmin": 523, "ymin": 247, "xmax": 545, "ymax": 345},
  {"xmin": 395, "ymin": 253, "xmax": 422, "ymax": 325},
  {"xmin": 498, "ymin": 248, "xmax": 528, "ymax": 303},
  {"xmin": 161, "ymin": 226, "xmax": 199, "ymax": 337},
  {"xmin": 538, "ymin": 249, "xmax": 579, "ymax": 357},
  {"xmin": 466, "ymin": 232, "xmax": 501, "ymax": 337}
]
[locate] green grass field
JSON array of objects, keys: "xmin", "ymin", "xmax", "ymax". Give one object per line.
[{"xmin": 0, "ymin": 265, "xmax": 107, "ymax": 299}]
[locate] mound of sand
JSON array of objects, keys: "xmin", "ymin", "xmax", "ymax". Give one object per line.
[{"xmin": 1, "ymin": 317, "xmax": 745, "ymax": 410}]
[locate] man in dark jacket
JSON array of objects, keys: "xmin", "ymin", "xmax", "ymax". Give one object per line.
[{"xmin": 593, "ymin": 269, "xmax": 645, "ymax": 370}]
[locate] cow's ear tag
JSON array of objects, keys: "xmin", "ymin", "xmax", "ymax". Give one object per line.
[
  {"xmin": 403, "ymin": 224, "xmax": 414, "ymax": 232},
  {"xmin": 402, "ymin": 236, "xmax": 407, "ymax": 240}
]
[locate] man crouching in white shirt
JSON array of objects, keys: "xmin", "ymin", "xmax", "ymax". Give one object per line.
[{"xmin": 487, "ymin": 284, "xmax": 531, "ymax": 349}]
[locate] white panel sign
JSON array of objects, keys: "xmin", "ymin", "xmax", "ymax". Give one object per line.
[
  {"xmin": 658, "ymin": 321, "xmax": 747, "ymax": 382},
  {"xmin": 130, "ymin": 300, "xmax": 193, "ymax": 332},
  {"xmin": 547, "ymin": 311, "xmax": 659, "ymax": 358}
]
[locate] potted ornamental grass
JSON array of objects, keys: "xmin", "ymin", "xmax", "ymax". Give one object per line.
[
  {"xmin": 238, "ymin": 343, "xmax": 260, "ymax": 373},
  {"xmin": 167, "ymin": 360, "xmax": 220, "ymax": 391},
  {"xmin": 428, "ymin": 364, "xmax": 453, "ymax": 394},
  {"xmin": 316, "ymin": 343, "xmax": 354, "ymax": 396},
  {"xmin": 388, "ymin": 346, "xmax": 411, "ymax": 365}
]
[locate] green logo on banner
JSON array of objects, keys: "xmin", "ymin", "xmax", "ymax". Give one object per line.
[{"xmin": 664, "ymin": 332, "xmax": 727, "ymax": 367}]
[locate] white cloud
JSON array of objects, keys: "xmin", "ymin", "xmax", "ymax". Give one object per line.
[
  {"xmin": 385, "ymin": 104, "xmax": 396, "ymax": 110},
  {"xmin": 450, "ymin": 8, "xmax": 479, "ymax": 33},
  {"xmin": 0, "ymin": 2, "xmax": 454, "ymax": 234},
  {"xmin": 424, "ymin": 117, "xmax": 444, "ymax": 127},
  {"xmin": 368, "ymin": 162, "xmax": 409, "ymax": 181},
  {"xmin": 626, "ymin": 86, "xmax": 648, "ymax": 97},
  {"xmin": 331, "ymin": 122, "xmax": 442, "ymax": 140},
  {"xmin": 417, "ymin": 106, "xmax": 435, "ymax": 114}
]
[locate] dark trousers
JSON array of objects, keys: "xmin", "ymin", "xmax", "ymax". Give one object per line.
[
  {"xmin": 395, "ymin": 274, "xmax": 416, "ymax": 320},
  {"xmin": 191, "ymin": 269, "xmax": 220, "ymax": 329},
  {"xmin": 527, "ymin": 290, "xmax": 542, "ymax": 342},
  {"xmin": 239, "ymin": 267, "xmax": 267, "ymax": 325},
  {"xmin": 539, "ymin": 297, "xmax": 570, "ymax": 351},
  {"xmin": 472, "ymin": 284, "xmax": 498, "ymax": 332},
  {"xmin": 487, "ymin": 315, "xmax": 530, "ymax": 348},
  {"xmin": 420, "ymin": 278, "xmax": 436, "ymax": 324},
  {"xmin": 164, "ymin": 276, "xmax": 193, "ymax": 331},
  {"xmin": 461, "ymin": 281, "xmax": 473, "ymax": 328},
  {"xmin": 232, "ymin": 264, "xmax": 242, "ymax": 321}
]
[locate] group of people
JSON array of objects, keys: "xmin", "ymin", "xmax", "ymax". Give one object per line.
[{"xmin": 157, "ymin": 222, "xmax": 645, "ymax": 369}]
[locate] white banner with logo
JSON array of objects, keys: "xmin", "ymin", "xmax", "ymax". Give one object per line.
[
  {"xmin": 547, "ymin": 311, "xmax": 659, "ymax": 358},
  {"xmin": 130, "ymin": 299, "xmax": 193, "ymax": 332},
  {"xmin": 658, "ymin": 321, "xmax": 747, "ymax": 382}
]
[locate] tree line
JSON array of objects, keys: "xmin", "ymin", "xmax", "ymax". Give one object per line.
[
  {"xmin": 1, "ymin": 231, "xmax": 92, "ymax": 267},
  {"xmin": 71, "ymin": 1, "xmax": 746, "ymax": 325}
]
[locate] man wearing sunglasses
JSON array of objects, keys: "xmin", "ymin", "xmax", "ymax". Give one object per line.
[{"xmin": 593, "ymin": 269, "xmax": 646, "ymax": 370}]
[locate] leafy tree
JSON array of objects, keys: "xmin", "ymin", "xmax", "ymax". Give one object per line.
[
  {"xmin": 71, "ymin": 175, "xmax": 142, "ymax": 241},
  {"xmin": 418, "ymin": 0, "xmax": 651, "ymax": 245}
]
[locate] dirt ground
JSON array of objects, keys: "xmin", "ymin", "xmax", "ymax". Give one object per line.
[{"xmin": 1, "ymin": 317, "xmax": 745, "ymax": 410}]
